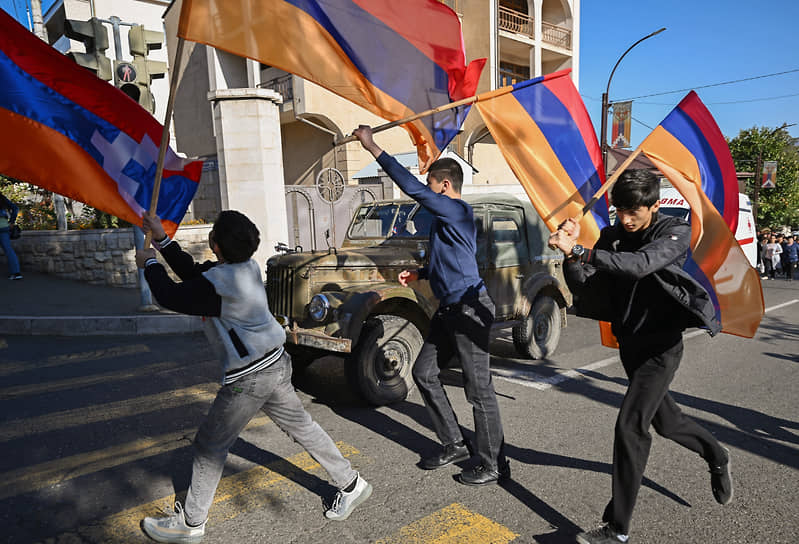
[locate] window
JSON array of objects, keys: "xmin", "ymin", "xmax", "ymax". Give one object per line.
[
  {"xmin": 492, "ymin": 217, "xmax": 521, "ymax": 243},
  {"xmin": 390, "ymin": 204, "xmax": 424, "ymax": 237},
  {"xmin": 348, "ymin": 204, "xmax": 400, "ymax": 239},
  {"xmin": 499, "ymin": 62, "xmax": 530, "ymax": 86}
]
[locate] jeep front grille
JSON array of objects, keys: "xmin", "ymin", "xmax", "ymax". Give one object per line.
[{"xmin": 266, "ymin": 264, "xmax": 294, "ymax": 318}]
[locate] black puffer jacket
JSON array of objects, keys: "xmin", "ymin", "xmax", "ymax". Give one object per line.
[{"xmin": 564, "ymin": 214, "xmax": 721, "ymax": 338}]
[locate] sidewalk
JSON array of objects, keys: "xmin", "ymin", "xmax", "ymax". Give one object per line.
[{"xmin": 0, "ymin": 271, "xmax": 202, "ymax": 336}]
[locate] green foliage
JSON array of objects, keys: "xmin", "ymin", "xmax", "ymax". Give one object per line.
[
  {"xmin": 0, "ymin": 174, "xmax": 130, "ymax": 230},
  {"xmin": 727, "ymin": 126, "xmax": 799, "ymax": 229}
]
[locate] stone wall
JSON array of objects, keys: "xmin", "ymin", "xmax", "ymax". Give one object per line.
[{"xmin": 1, "ymin": 225, "xmax": 215, "ymax": 288}]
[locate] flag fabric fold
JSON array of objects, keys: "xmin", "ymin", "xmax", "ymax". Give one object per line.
[
  {"xmin": 639, "ymin": 91, "xmax": 764, "ymax": 337},
  {"xmin": 177, "ymin": 0, "xmax": 485, "ymax": 173},
  {"xmin": 475, "ymin": 69, "xmax": 609, "ymax": 247},
  {"xmin": 0, "ymin": 10, "xmax": 202, "ymax": 236}
]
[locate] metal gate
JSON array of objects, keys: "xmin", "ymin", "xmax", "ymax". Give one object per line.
[{"xmin": 284, "ymin": 184, "xmax": 385, "ymax": 251}]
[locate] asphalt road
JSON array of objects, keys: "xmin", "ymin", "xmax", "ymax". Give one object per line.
[{"xmin": 0, "ymin": 280, "xmax": 796, "ymax": 543}]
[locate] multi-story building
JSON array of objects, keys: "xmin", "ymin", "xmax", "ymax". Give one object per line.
[
  {"xmin": 34, "ymin": 0, "xmax": 580, "ymax": 260},
  {"xmin": 165, "ymin": 0, "xmax": 580, "ymax": 188}
]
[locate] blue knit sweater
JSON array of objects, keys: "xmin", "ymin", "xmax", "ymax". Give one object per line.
[{"xmin": 377, "ymin": 152, "xmax": 483, "ymax": 305}]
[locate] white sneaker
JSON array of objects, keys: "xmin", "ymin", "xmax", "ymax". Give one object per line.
[
  {"xmin": 142, "ymin": 502, "xmax": 205, "ymax": 543},
  {"xmin": 325, "ymin": 474, "xmax": 372, "ymax": 521}
]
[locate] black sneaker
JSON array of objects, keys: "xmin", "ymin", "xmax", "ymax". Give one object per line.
[
  {"xmin": 576, "ymin": 524, "xmax": 629, "ymax": 544},
  {"xmin": 8, "ymin": 273, "xmax": 22, "ymax": 280},
  {"xmin": 420, "ymin": 442, "xmax": 470, "ymax": 470},
  {"xmin": 709, "ymin": 448, "xmax": 733, "ymax": 505},
  {"xmin": 457, "ymin": 461, "xmax": 510, "ymax": 486}
]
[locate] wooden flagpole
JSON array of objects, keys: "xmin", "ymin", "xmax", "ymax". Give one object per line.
[
  {"xmin": 143, "ymin": 36, "xmax": 186, "ymax": 247},
  {"xmin": 333, "ymin": 84, "xmax": 519, "ymax": 146},
  {"xmin": 579, "ymin": 147, "xmax": 643, "ymax": 218}
]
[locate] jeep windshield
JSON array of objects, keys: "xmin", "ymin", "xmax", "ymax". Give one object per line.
[{"xmin": 347, "ymin": 203, "xmax": 433, "ymax": 239}]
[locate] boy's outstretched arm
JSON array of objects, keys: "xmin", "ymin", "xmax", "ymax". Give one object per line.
[
  {"xmin": 136, "ymin": 248, "xmax": 221, "ymax": 316},
  {"xmin": 141, "ymin": 214, "xmax": 215, "ymax": 281}
]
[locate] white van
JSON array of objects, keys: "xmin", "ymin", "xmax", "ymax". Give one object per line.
[{"xmin": 658, "ymin": 186, "xmax": 758, "ymax": 267}]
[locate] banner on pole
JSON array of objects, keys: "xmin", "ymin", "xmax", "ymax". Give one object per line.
[
  {"xmin": 611, "ymin": 100, "xmax": 632, "ymax": 148},
  {"xmin": 761, "ymin": 160, "xmax": 777, "ymax": 188}
]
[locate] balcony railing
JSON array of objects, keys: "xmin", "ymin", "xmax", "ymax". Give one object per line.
[
  {"xmin": 259, "ymin": 74, "xmax": 293, "ymax": 101},
  {"xmin": 498, "ymin": 6, "xmax": 572, "ymax": 50},
  {"xmin": 499, "ymin": 6, "xmax": 533, "ymax": 37},
  {"xmin": 542, "ymin": 20, "xmax": 572, "ymax": 50}
]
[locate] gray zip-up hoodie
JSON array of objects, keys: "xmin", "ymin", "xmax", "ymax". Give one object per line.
[{"xmin": 202, "ymin": 259, "xmax": 286, "ymax": 374}]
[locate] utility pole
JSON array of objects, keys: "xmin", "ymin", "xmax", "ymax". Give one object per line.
[
  {"xmin": 751, "ymin": 122, "xmax": 795, "ymax": 220},
  {"xmin": 30, "ymin": 0, "xmax": 69, "ymax": 231},
  {"xmin": 600, "ymin": 28, "xmax": 666, "ymax": 175}
]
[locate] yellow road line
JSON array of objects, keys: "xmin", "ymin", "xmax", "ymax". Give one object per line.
[
  {"xmin": 0, "ymin": 344, "xmax": 152, "ymax": 377},
  {"xmin": 0, "ymin": 415, "xmax": 273, "ymax": 501},
  {"xmin": 78, "ymin": 442, "xmax": 361, "ymax": 543},
  {"xmin": 0, "ymin": 360, "xmax": 186, "ymax": 400},
  {"xmin": 0, "ymin": 383, "xmax": 219, "ymax": 442},
  {"xmin": 376, "ymin": 503, "xmax": 519, "ymax": 544}
]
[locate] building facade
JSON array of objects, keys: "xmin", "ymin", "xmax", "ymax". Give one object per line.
[{"xmin": 40, "ymin": 0, "xmax": 580, "ymax": 260}]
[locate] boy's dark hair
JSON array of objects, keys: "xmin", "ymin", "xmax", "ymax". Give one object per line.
[
  {"xmin": 211, "ymin": 210, "xmax": 260, "ymax": 263},
  {"xmin": 427, "ymin": 157, "xmax": 463, "ymax": 193},
  {"xmin": 610, "ymin": 169, "xmax": 660, "ymax": 210}
]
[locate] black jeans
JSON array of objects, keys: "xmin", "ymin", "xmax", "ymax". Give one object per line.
[
  {"xmin": 412, "ymin": 289, "xmax": 506, "ymax": 470},
  {"xmin": 602, "ymin": 331, "xmax": 727, "ymax": 534}
]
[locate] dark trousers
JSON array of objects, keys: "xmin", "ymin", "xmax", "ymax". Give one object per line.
[
  {"xmin": 412, "ymin": 289, "xmax": 506, "ymax": 470},
  {"xmin": 602, "ymin": 331, "xmax": 726, "ymax": 534}
]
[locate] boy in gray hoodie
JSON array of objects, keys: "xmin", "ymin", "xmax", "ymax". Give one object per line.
[{"xmin": 136, "ymin": 211, "xmax": 371, "ymax": 543}]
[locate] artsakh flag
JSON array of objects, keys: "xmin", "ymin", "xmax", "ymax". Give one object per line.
[
  {"xmin": 475, "ymin": 69, "xmax": 609, "ymax": 247},
  {"xmin": 0, "ymin": 10, "xmax": 202, "ymax": 236},
  {"xmin": 639, "ymin": 92, "xmax": 763, "ymax": 337},
  {"xmin": 177, "ymin": 0, "xmax": 485, "ymax": 173}
]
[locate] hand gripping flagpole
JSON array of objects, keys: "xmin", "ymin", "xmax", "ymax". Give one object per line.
[
  {"xmin": 143, "ymin": 36, "xmax": 186, "ymax": 248},
  {"xmin": 578, "ymin": 147, "xmax": 643, "ymax": 219}
]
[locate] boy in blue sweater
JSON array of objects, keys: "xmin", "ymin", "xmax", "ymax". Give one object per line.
[{"xmin": 353, "ymin": 126, "xmax": 508, "ymax": 486}]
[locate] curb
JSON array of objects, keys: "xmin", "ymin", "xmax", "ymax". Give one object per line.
[{"xmin": 0, "ymin": 314, "xmax": 204, "ymax": 336}]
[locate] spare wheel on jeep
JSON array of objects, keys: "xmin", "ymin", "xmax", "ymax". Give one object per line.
[
  {"xmin": 347, "ymin": 314, "xmax": 423, "ymax": 405},
  {"xmin": 512, "ymin": 295, "xmax": 561, "ymax": 359}
]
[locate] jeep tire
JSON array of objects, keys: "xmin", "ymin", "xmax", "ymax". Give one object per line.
[
  {"xmin": 512, "ymin": 295, "xmax": 561, "ymax": 359},
  {"xmin": 347, "ymin": 314, "xmax": 423, "ymax": 405}
]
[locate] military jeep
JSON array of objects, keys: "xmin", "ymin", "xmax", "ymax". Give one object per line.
[{"xmin": 265, "ymin": 193, "xmax": 571, "ymax": 405}]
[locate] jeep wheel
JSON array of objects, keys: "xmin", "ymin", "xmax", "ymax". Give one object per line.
[
  {"xmin": 512, "ymin": 295, "xmax": 561, "ymax": 359},
  {"xmin": 347, "ymin": 315, "xmax": 423, "ymax": 405}
]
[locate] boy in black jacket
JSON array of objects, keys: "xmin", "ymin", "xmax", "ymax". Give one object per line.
[{"xmin": 548, "ymin": 170, "xmax": 733, "ymax": 544}]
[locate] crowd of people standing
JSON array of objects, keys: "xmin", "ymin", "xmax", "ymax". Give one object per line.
[{"xmin": 757, "ymin": 231, "xmax": 798, "ymax": 281}]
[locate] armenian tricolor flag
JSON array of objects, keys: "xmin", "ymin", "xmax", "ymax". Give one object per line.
[
  {"xmin": 177, "ymin": 0, "xmax": 485, "ymax": 173},
  {"xmin": 475, "ymin": 69, "xmax": 609, "ymax": 247},
  {"xmin": 0, "ymin": 10, "xmax": 202, "ymax": 236},
  {"xmin": 639, "ymin": 92, "xmax": 763, "ymax": 337}
]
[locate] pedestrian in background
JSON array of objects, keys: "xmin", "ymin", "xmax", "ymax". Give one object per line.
[
  {"xmin": 0, "ymin": 193, "xmax": 22, "ymax": 280},
  {"xmin": 549, "ymin": 169, "xmax": 733, "ymax": 544},
  {"xmin": 136, "ymin": 211, "xmax": 371, "ymax": 544},
  {"xmin": 353, "ymin": 125, "xmax": 510, "ymax": 487},
  {"xmin": 763, "ymin": 235, "xmax": 782, "ymax": 280},
  {"xmin": 755, "ymin": 233, "xmax": 766, "ymax": 278},
  {"xmin": 783, "ymin": 235, "xmax": 798, "ymax": 281}
]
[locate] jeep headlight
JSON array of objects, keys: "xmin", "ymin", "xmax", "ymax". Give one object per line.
[{"xmin": 308, "ymin": 294, "xmax": 331, "ymax": 322}]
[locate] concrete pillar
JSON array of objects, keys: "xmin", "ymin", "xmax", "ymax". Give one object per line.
[
  {"xmin": 208, "ymin": 88, "xmax": 289, "ymax": 274},
  {"xmin": 533, "ymin": 0, "xmax": 543, "ymax": 77}
]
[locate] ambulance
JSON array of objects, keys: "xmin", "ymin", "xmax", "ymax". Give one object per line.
[{"xmin": 658, "ymin": 185, "xmax": 758, "ymax": 267}]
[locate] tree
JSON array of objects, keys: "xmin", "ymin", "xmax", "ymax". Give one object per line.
[{"xmin": 727, "ymin": 126, "xmax": 799, "ymax": 229}]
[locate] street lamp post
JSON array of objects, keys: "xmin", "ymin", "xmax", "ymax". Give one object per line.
[
  {"xmin": 751, "ymin": 122, "xmax": 796, "ymax": 220},
  {"xmin": 600, "ymin": 27, "xmax": 666, "ymax": 175}
]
